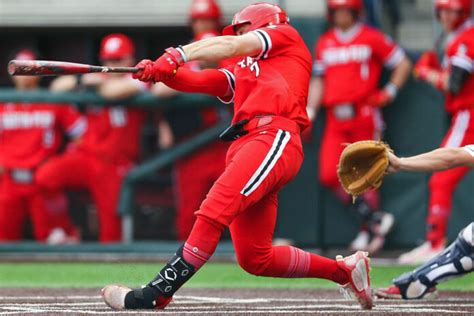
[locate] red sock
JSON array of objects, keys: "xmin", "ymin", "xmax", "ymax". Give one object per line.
[
  {"xmin": 259, "ymin": 246, "xmax": 349, "ymax": 285},
  {"xmin": 182, "ymin": 217, "xmax": 224, "ymax": 269}
]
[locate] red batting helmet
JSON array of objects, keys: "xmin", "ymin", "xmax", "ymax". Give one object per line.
[
  {"xmin": 99, "ymin": 33, "xmax": 135, "ymax": 60},
  {"xmin": 327, "ymin": 0, "xmax": 364, "ymax": 12},
  {"xmin": 223, "ymin": 2, "xmax": 289, "ymax": 36},
  {"xmin": 435, "ymin": 0, "xmax": 472, "ymax": 28},
  {"xmin": 190, "ymin": 0, "xmax": 222, "ymax": 20}
]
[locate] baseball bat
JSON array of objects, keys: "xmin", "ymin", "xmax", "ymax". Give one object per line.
[{"xmin": 8, "ymin": 60, "xmax": 140, "ymax": 76}]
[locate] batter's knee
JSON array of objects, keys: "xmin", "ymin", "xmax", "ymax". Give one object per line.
[{"xmin": 234, "ymin": 245, "xmax": 272, "ymax": 276}]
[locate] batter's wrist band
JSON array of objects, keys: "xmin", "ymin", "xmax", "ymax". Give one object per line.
[
  {"xmin": 384, "ymin": 82, "xmax": 398, "ymax": 99},
  {"xmin": 165, "ymin": 46, "xmax": 187, "ymax": 66}
]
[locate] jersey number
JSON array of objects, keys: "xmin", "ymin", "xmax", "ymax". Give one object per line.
[{"xmin": 238, "ymin": 57, "xmax": 260, "ymax": 78}]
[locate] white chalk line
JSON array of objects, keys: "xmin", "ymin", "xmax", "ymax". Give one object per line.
[
  {"xmin": 1, "ymin": 294, "xmax": 473, "ymax": 304},
  {"xmin": 0, "ymin": 294, "xmax": 473, "ymax": 315}
]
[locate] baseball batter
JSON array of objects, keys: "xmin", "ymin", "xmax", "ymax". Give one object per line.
[
  {"xmin": 375, "ymin": 145, "xmax": 474, "ymax": 299},
  {"xmin": 0, "ymin": 49, "xmax": 85, "ymax": 242},
  {"xmin": 102, "ymin": 3, "xmax": 373, "ymax": 311},
  {"xmin": 398, "ymin": 0, "xmax": 474, "ymax": 264},
  {"xmin": 307, "ymin": 0, "xmax": 412, "ymax": 253},
  {"xmin": 36, "ymin": 34, "xmax": 146, "ymax": 242}
]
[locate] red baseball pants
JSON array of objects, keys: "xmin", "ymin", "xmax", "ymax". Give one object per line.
[{"xmin": 36, "ymin": 150, "xmax": 128, "ymax": 242}]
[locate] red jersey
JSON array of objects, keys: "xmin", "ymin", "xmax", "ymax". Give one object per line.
[
  {"xmin": 314, "ymin": 23, "xmax": 405, "ymax": 107},
  {"xmin": 219, "ymin": 24, "xmax": 312, "ymax": 131},
  {"xmin": 0, "ymin": 102, "xmax": 84, "ymax": 169},
  {"xmin": 443, "ymin": 21, "xmax": 474, "ymax": 113},
  {"xmin": 77, "ymin": 106, "xmax": 145, "ymax": 164}
]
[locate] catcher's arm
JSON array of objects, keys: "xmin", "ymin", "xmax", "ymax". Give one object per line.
[{"xmin": 388, "ymin": 146, "xmax": 474, "ymax": 173}]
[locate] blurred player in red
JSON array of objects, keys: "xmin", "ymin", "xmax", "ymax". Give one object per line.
[
  {"xmin": 154, "ymin": 0, "xmax": 230, "ymax": 241},
  {"xmin": 37, "ymin": 34, "xmax": 146, "ymax": 243},
  {"xmin": 0, "ymin": 49, "xmax": 85, "ymax": 242},
  {"xmin": 103, "ymin": 3, "xmax": 373, "ymax": 311},
  {"xmin": 398, "ymin": 0, "xmax": 474, "ymax": 264},
  {"xmin": 307, "ymin": 0, "xmax": 412, "ymax": 253}
]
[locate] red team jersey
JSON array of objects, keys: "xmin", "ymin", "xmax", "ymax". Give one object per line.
[
  {"xmin": 443, "ymin": 21, "xmax": 474, "ymax": 113},
  {"xmin": 0, "ymin": 103, "xmax": 84, "ymax": 169},
  {"xmin": 313, "ymin": 23, "xmax": 404, "ymax": 107},
  {"xmin": 77, "ymin": 106, "xmax": 144, "ymax": 164},
  {"xmin": 219, "ymin": 24, "xmax": 312, "ymax": 131}
]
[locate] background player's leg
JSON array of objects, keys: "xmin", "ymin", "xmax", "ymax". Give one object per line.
[
  {"xmin": 90, "ymin": 160, "xmax": 125, "ymax": 243},
  {"xmin": 0, "ymin": 179, "xmax": 27, "ymax": 241},
  {"xmin": 427, "ymin": 167, "xmax": 470, "ymax": 247},
  {"xmin": 230, "ymin": 191, "xmax": 348, "ymax": 283}
]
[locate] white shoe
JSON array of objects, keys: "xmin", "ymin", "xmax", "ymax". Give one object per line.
[
  {"xmin": 336, "ymin": 251, "xmax": 374, "ymax": 310},
  {"xmin": 349, "ymin": 231, "xmax": 370, "ymax": 252},
  {"xmin": 101, "ymin": 285, "xmax": 131, "ymax": 310},
  {"xmin": 398, "ymin": 241, "xmax": 445, "ymax": 265}
]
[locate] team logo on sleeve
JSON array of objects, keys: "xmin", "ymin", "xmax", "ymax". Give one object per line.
[{"xmin": 238, "ymin": 57, "xmax": 260, "ymax": 77}]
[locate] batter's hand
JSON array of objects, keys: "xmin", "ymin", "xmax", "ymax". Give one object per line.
[
  {"xmin": 366, "ymin": 89, "xmax": 393, "ymax": 107},
  {"xmin": 132, "ymin": 59, "xmax": 155, "ymax": 82}
]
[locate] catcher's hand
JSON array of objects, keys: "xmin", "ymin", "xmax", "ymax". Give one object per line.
[{"xmin": 337, "ymin": 140, "xmax": 392, "ymax": 201}]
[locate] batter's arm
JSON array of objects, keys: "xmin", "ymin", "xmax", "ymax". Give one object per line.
[
  {"xmin": 181, "ymin": 33, "xmax": 262, "ymax": 63},
  {"xmin": 388, "ymin": 147, "xmax": 474, "ymax": 173}
]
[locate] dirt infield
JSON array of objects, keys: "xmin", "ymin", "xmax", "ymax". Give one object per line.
[{"xmin": 0, "ymin": 288, "xmax": 473, "ymax": 315}]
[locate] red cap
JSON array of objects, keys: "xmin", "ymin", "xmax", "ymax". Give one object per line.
[
  {"xmin": 435, "ymin": 0, "xmax": 472, "ymax": 28},
  {"xmin": 190, "ymin": 0, "xmax": 222, "ymax": 21},
  {"xmin": 99, "ymin": 33, "xmax": 135, "ymax": 60},
  {"xmin": 328, "ymin": 0, "xmax": 363, "ymax": 12},
  {"xmin": 15, "ymin": 49, "xmax": 37, "ymax": 61},
  {"xmin": 223, "ymin": 2, "xmax": 289, "ymax": 36}
]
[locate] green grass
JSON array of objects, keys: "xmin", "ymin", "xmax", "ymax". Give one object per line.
[{"xmin": 1, "ymin": 262, "xmax": 473, "ymax": 291}]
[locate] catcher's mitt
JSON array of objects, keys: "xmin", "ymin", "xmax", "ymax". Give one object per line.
[{"xmin": 337, "ymin": 140, "xmax": 392, "ymax": 201}]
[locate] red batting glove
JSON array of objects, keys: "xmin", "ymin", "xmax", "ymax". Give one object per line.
[
  {"xmin": 132, "ymin": 59, "xmax": 155, "ymax": 82},
  {"xmin": 366, "ymin": 89, "xmax": 393, "ymax": 108},
  {"xmin": 132, "ymin": 47, "xmax": 187, "ymax": 83},
  {"xmin": 414, "ymin": 51, "xmax": 441, "ymax": 82},
  {"xmin": 416, "ymin": 50, "xmax": 440, "ymax": 69},
  {"xmin": 151, "ymin": 47, "xmax": 187, "ymax": 82}
]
